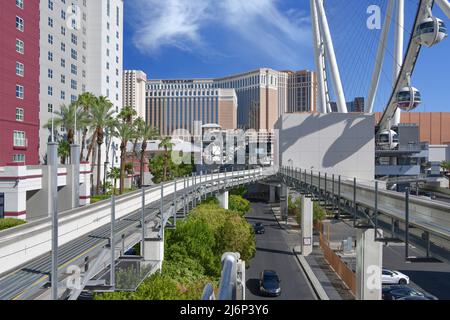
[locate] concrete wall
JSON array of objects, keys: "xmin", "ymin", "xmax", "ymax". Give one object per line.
[
  {"xmin": 429, "ymin": 144, "xmax": 450, "ymax": 162},
  {"xmin": 276, "ymin": 113, "xmax": 375, "ymax": 181}
]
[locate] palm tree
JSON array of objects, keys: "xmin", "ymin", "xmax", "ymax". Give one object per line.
[
  {"xmin": 115, "ymin": 119, "xmax": 136, "ymax": 194},
  {"xmin": 118, "ymin": 105, "xmax": 137, "ymax": 125},
  {"xmin": 90, "ymin": 96, "xmax": 115, "ymax": 195},
  {"xmin": 58, "ymin": 140, "xmax": 71, "ymax": 164},
  {"xmin": 108, "ymin": 167, "xmax": 121, "ymax": 194},
  {"xmin": 76, "ymin": 92, "xmax": 96, "ymax": 161},
  {"xmin": 136, "ymin": 119, "xmax": 159, "ymax": 187},
  {"xmin": 159, "ymin": 137, "xmax": 174, "ymax": 182},
  {"xmin": 44, "ymin": 103, "xmax": 89, "ymax": 146}
]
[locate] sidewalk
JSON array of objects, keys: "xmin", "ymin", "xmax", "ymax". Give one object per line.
[{"xmin": 271, "ymin": 204, "xmax": 354, "ymax": 300}]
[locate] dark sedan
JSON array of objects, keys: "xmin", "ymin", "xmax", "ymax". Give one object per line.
[
  {"xmin": 382, "ymin": 285, "xmax": 438, "ymax": 300},
  {"xmin": 253, "ymin": 223, "xmax": 265, "ymax": 234},
  {"xmin": 259, "ymin": 270, "xmax": 281, "ymax": 297}
]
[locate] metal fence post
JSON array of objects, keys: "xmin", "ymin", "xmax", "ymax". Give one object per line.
[
  {"xmin": 110, "ymin": 194, "xmax": 116, "ymax": 288},
  {"xmin": 183, "ymin": 176, "xmax": 187, "ymax": 218},
  {"xmin": 324, "ymin": 173, "xmax": 327, "ymax": 207},
  {"xmin": 141, "ymin": 187, "xmax": 146, "ymax": 256},
  {"xmin": 405, "ymin": 188, "xmax": 410, "ymax": 260},
  {"xmin": 160, "ymin": 183, "xmax": 164, "ymax": 240},
  {"xmin": 353, "ymin": 177, "xmax": 357, "ymax": 227},
  {"xmin": 337, "ymin": 175, "xmax": 341, "ymax": 219},
  {"xmin": 173, "ymin": 179, "xmax": 177, "ymax": 227},
  {"xmin": 374, "ymin": 181, "xmax": 378, "ymax": 241},
  {"xmin": 48, "ymin": 142, "xmax": 59, "ymax": 300}
]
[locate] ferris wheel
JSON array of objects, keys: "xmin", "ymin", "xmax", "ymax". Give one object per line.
[{"xmin": 310, "ymin": 0, "xmax": 449, "ymax": 149}]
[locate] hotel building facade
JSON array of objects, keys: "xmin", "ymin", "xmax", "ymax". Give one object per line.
[
  {"xmin": 145, "ymin": 68, "xmax": 317, "ymax": 135},
  {"xmin": 146, "ymin": 79, "xmax": 237, "ymax": 136},
  {"xmin": 0, "ymin": 0, "xmax": 40, "ymax": 166},
  {"xmin": 123, "ymin": 70, "xmax": 147, "ymax": 119},
  {"xmin": 39, "ymin": 0, "xmax": 124, "ymax": 164}
]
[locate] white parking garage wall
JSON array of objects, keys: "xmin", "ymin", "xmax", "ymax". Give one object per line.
[{"xmin": 276, "ymin": 113, "xmax": 375, "ymax": 181}]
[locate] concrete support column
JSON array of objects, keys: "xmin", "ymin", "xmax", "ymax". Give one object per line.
[
  {"xmin": 280, "ymin": 185, "xmax": 288, "ymax": 220},
  {"xmin": 79, "ymin": 162, "xmax": 91, "ymax": 206},
  {"xmin": 301, "ymin": 195, "xmax": 313, "ymax": 256},
  {"xmin": 356, "ymin": 228, "xmax": 383, "ymax": 300},
  {"xmin": 70, "ymin": 145, "xmax": 80, "ymax": 208},
  {"xmin": 269, "ymin": 185, "xmax": 276, "ymax": 203},
  {"xmin": 216, "ymin": 190, "xmax": 229, "ymax": 210},
  {"xmin": 143, "ymin": 236, "xmax": 165, "ymax": 272}
]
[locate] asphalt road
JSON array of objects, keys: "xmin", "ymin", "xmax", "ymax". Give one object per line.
[
  {"xmin": 245, "ymin": 202, "xmax": 316, "ymax": 300},
  {"xmin": 324, "ymin": 219, "xmax": 450, "ymax": 300}
]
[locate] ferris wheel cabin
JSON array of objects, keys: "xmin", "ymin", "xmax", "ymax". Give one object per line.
[
  {"xmin": 415, "ymin": 17, "xmax": 448, "ymax": 47},
  {"xmin": 396, "ymin": 87, "xmax": 422, "ymax": 111}
]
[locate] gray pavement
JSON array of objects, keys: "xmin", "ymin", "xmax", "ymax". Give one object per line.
[{"xmin": 244, "ymin": 202, "xmax": 316, "ymax": 300}]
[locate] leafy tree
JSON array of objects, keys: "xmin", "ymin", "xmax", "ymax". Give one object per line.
[
  {"xmin": 149, "ymin": 153, "xmax": 193, "ymax": 184},
  {"xmin": 217, "ymin": 215, "xmax": 256, "ymax": 262},
  {"xmin": 230, "ymin": 186, "xmax": 248, "ymax": 197},
  {"xmin": 229, "ymin": 195, "xmax": 251, "ymax": 216}
]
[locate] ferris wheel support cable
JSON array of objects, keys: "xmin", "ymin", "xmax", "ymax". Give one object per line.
[
  {"xmin": 315, "ymin": 0, "xmax": 348, "ymax": 113},
  {"xmin": 393, "ymin": 0, "xmax": 405, "ymax": 126},
  {"xmin": 367, "ymin": 0, "xmax": 396, "ymax": 113},
  {"xmin": 436, "ymin": 0, "xmax": 450, "ymax": 19},
  {"xmin": 310, "ymin": 0, "xmax": 328, "ymax": 114}
]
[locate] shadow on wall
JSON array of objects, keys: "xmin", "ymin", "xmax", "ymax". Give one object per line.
[{"xmin": 274, "ymin": 113, "xmax": 374, "ymax": 169}]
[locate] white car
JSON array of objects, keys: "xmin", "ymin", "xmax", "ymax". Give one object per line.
[{"xmin": 382, "ymin": 268, "xmax": 410, "ymax": 285}]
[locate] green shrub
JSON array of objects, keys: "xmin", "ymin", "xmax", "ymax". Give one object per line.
[
  {"xmin": 229, "ymin": 195, "xmax": 251, "ymax": 216},
  {"xmin": 0, "ymin": 218, "xmax": 26, "ymax": 231},
  {"xmin": 95, "ymin": 196, "xmax": 256, "ymax": 300}
]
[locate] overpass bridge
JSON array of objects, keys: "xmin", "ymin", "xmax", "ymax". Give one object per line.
[
  {"xmin": 0, "ymin": 168, "xmax": 271, "ymax": 300},
  {"xmin": 279, "ymin": 166, "xmax": 450, "ymax": 256}
]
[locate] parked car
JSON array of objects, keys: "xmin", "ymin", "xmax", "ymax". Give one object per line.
[
  {"xmin": 259, "ymin": 270, "xmax": 281, "ymax": 297},
  {"xmin": 253, "ymin": 223, "xmax": 265, "ymax": 234},
  {"xmin": 382, "ymin": 285, "xmax": 438, "ymax": 300},
  {"xmin": 382, "ymin": 268, "xmax": 410, "ymax": 285}
]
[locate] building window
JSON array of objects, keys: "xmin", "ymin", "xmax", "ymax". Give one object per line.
[
  {"xmin": 48, "ymin": 34, "xmax": 53, "ymax": 45},
  {"xmin": 48, "ymin": 103, "xmax": 53, "ymax": 113},
  {"xmin": 61, "ymin": 90, "xmax": 65, "ymax": 100},
  {"xmin": 13, "ymin": 130, "xmax": 26, "ymax": 147},
  {"xmin": 61, "ymin": 58, "xmax": 66, "ymax": 68},
  {"xmin": 48, "ymin": 69, "xmax": 53, "ymax": 78},
  {"xmin": 13, "ymin": 154, "xmax": 25, "ymax": 163},
  {"xmin": 16, "ymin": 39, "xmax": 24, "ymax": 54},
  {"xmin": 16, "ymin": 16, "xmax": 24, "ymax": 32},
  {"xmin": 48, "ymin": 17, "xmax": 53, "ymax": 27},
  {"xmin": 16, "ymin": 85, "xmax": 24, "ymax": 99},
  {"xmin": 71, "ymin": 49, "xmax": 77, "ymax": 60},
  {"xmin": 16, "ymin": 62, "xmax": 24, "ymax": 77},
  {"xmin": 48, "ymin": 51, "xmax": 53, "ymax": 61},
  {"xmin": 71, "ymin": 64, "xmax": 77, "ymax": 75},
  {"xmin": 16, "ymin": 108, "xmax": 24, "ymax": 121},
  {"xmin": 48, "ymin": 0, "xmax": 53, "ymax": 10},
  {"xmin": 71, "ymin": 79, "xmax": 77, "ymax": 90},
  {"xmin": 16, "ymin": 0, "xmax": 24, "ymax": 9},
  {"xmin": 61, "ymin": 74, "xmax": 66, "ymax": 83},
  {"xmin": 48, "ymin": 86, "xmax": 53, "ymax": 96}
]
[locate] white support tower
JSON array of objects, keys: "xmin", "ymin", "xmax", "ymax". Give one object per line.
[
  {"xmin": 436, "ymin": 0, "xmax": 450, "ymax": 19},
  {"xmin": 393, "ymin": 0, "xmax": 405, "ymax": 126},
  {"xmin": 310, "ymin": 0, "xmax": 328, "ymax": 113},
  {"xmin": 315, "ymin": 0, "xmax": 348, "ymax": 113},
  {"xmin": 366, "ymin": 0, "xmax": 395, "ymax": 113}
]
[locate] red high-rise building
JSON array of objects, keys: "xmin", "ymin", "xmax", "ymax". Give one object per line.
[{"xmin": 0, "ymin": 0, "xmax": 40, "ymax": 166}]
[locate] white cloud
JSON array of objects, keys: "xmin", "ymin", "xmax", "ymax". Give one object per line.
[{"xmin": 129, "ymin": 0, "xmax": 311, "ymax": 66}]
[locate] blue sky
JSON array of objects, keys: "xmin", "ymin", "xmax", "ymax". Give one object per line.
[{"xmin": 123, "ymin": 0, "xmax": 450, "ymax": 113}]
